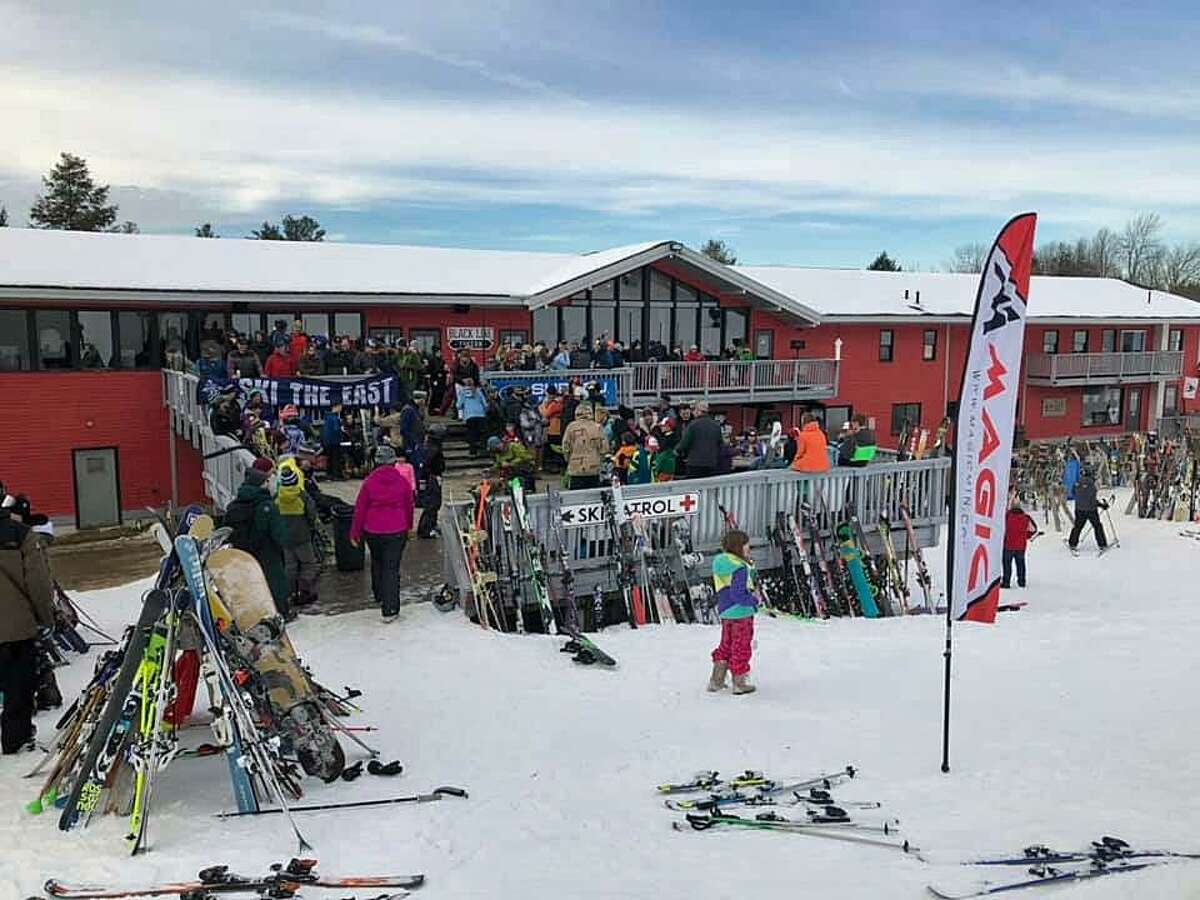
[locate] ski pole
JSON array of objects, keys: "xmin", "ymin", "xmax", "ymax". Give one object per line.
[{"xmin": 215, "ymin": 786, "xmax": 468, "ymax": 817}]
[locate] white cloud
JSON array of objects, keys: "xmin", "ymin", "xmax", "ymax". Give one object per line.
[{"xmin": 3, "ymin": 63, "xmax": 1200, "ymax": 232}]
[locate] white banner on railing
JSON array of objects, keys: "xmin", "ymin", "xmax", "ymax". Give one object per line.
[
  {"xmin": 949, "ymin": 213, "xmax": 1037, "ymax": 624},
  {"xmin": 559, "ymin": 492, "xmax": 700, "ymax": 528}
]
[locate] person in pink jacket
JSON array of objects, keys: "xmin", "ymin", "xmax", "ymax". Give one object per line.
[{"xmin": 350, "ymin": 445, "xmax": 415, "ymax": 622}]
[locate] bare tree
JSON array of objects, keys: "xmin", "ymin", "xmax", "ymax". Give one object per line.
[
  {"xmin": 1119, "ymin": 212, "xmax": 1164, "ymax": 284},
  {"xmin": 700, "ymin": 238, "xmax": 737, "ymax": 265},
  {"xmin": 1157, "ymin": 243, "xmax": 1200, "ymax": 293},
  {"xmin": 944, "ymin": 242, "xmax": 987, "ymax": 273},
  {"xmin": 1090, "ymin": 227, "xmax": 1119, "ymax": 278}
]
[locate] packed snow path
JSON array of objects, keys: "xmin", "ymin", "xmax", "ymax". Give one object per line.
[{"xmin": 5, "ymin": 490, "xmax": 1199, "ymax": 898}]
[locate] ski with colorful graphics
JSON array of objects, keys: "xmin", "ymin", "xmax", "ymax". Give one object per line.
[{"xmin": 546, "ymin": 485, "xmax": 617, "ymax": 666}]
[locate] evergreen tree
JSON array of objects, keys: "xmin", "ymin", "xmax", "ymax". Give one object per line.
[
  {"xmin": 115, "ymin": 220, "xmax": 139, "ymax": 234},
  {"xmin": 195, "ymin": 223, "xmax": 219, "ymax": 238},
  {"xmin": 281, "ymin": 214, "xmax": 325, "ymax": 241},
  {"xmin": 867, "ymin": 251, "xmax": 901, "ymax": 271},
  {"xmin": 250, "ymin": 221, "xmax": 284, "ymax": 240},
  {"xmin": 0, "ymin": 205, "xmax": 7, "ymax": 227},
  {"xmin": 29, "ymin": 152, "xmax": 119, "ymax": 231},
  {"xmin": 700, "ymin": 238, "xmax": 737, "ymax": 265}
]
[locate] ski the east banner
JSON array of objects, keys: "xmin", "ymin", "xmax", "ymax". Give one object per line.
[
  {"xmin": 196, "ymin": 373, "xmax": 399, "ymax": 411},
  {"xmin": 949, "ymin": 213, "xmax": 1037, "ymax": 624},
  {"xmin": 941, "ymin": 212, "xmax": 1036, "ymax": 773}
]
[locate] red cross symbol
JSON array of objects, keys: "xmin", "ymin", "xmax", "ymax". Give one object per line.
[{"xmin": 679, "ymin": 494, "xmax": 697, "ymax": 513}]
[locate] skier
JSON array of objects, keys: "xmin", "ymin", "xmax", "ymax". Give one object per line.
[
  {"xmin": 561, "ymin": 403, "xmax": 607, "ymax": 489},
  {"xmin": 455, "ymin": 378, "xmax": 489, "ymax": 457},
  {"xmin": 677, "ymin": 400, "xmax": 723, "ymax": 480},
  {"xmin": 790, "ymin": 413, "xmax": 831, "ymax": 472},
  {"xmin": 0, "ymin": 497, "xmax": 54, "ymax": 753},
  {"xmin": 1067, "ymin": 467, "xmax": 1109, "ymax": 556},
  {"xmin": 416, "ymin": 430, "xmax": 445, "ymax": 539},
  {"xmin": 224, "ymin": 458, "xmax": 293, "ymax": 619},
  {"xmin": 349, "ymin": 445, "xmax": 415, "ymax": 623},
  {"xmin": 1002, "ymin": 500, "xmax": 1039, "ymax": 588},
  {"xmin": 275, "ymin": 457, "xmax": 321, "ymax": 613},
  {"xmin": 707, "ymin": 529, "xmax": 761, "ymax": 696},
  {"xmin": 321, "ymin": 403, "xmax": 345, "ymax": 480}
]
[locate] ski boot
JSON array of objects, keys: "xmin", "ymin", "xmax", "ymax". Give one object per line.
[
  {"xmin": 732, "ymin": 674, "xmax": 757, "ymax": 695},
  {"xmin": 707, "ymin": 661, "xmax": 729, "ymax": 692}
]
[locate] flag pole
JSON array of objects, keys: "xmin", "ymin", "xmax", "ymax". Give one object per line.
[{"xmin": 940, "ymin": 444, "xmax": 958, "ymax": 773}]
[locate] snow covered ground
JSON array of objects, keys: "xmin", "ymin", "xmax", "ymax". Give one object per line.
[{"xmin": 5, "ymin": 489, "xmax": 1200, "ymax": 899}]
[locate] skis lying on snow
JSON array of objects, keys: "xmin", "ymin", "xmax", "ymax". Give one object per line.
[
  {"xmin": 663, "ymin": 765, "xmax": 856, "ymax": 811},
  {"xmin": 41, "ymin": 859, "xmax": 424, "ymax": 899},
  {"xmin": 214, "ymin": 785, "xmax": 468, "ymax": 817},
  {"xmin": 929, "ymin": 835, "xmax": 1200, "ymax": 898},
  {"xmin": 676, "ymin": 811, "xmax": 916, "ymax": 853}
]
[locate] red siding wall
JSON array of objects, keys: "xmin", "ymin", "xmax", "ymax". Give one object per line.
[{"xmin": 0, "ymin": 371, "xmax": 179, "ymax": 519}]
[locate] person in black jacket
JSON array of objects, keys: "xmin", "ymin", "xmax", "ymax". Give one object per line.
[
  {"xmin": 416, "ymin": 432, "xmax": 446, "ymax": 539},
  {"xmin": 677, "ymin": 401, "xmax": 723, "ymax": 479},
  {"xmin": 0, "ymin": 502, "xmax": 55, "ymax": 753},
  {"xmin": 1067, "ymin": 468, "xmax": 1108, "ymax": 554}
]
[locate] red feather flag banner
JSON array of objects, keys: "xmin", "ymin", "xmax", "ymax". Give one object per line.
[{"xmin": 940, "ymin": 212, "xmax": 1037, "ymax": 773}]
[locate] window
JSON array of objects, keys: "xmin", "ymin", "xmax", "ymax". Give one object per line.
[
  {"xmin": 590, "ymin": 300, "xmax": 615, "ymax": 344},
  {"xmin": 199, "ymin": 312, "xmax": 226, "ymax": 346},
  {"xmin": 408, "ymin": 328, "xmax": 440, "ymax": 354},
  {"xmin": 302, "ymin": 312, "xmax": 330, "ymax": 338},
  {"xmin": 649, "ymin": 301, "xmax": 672, "ymax": 349},
  {"xmin": 1042, "ymin": 330, "xmax": 1059, "ymax": 354},
  {"xmin": 1170, "ymin": 329, "xmax": 1184, "ymax": 352},
  {"xmin": 754, "ymin": 329, "xmax": 774, "ymax": 359},
  {"xmin": 617, "ymin": 270, "xmax": 642, "ymax": 301},
  {"xmin": 890, "ymin": 402, "xmax": 921, "ymax": 436},
  {"xmin": 699, "ymin": 303, "xmax": 721, "ymax": 356},
  {"xmin": 368, "ymin": 327, "xmax": 402, "ymax": 345},
  {"xmin": 922, "ymin": 329, "xmax": 937, "ymax": 361},
  {"xmin": 825, "ymin": 405, "xmax": 852, "ymax": 435},
  {"xmin": 1165, "ymin": 384, "xmax": 1180, "ymax": 417},
  {"xmin": 532, "ymin": 307, "xmax": 557, "ymax": 346},
  {"xmin": 1072, "ymin": 330, "xmax": 1088, "ymax": 353},
  {"xmin": 589, "ymin": 280, "xmax": 614, "ymax": 301},
  {"xmin": 231, "ymin": 313, "xmax": 263, "ymax": 338},
  {"xmin": 1120, "ymin": 330, "xmax": 1146, "ymax": 352},
  {"xmin": 1081, "ymin": 386, "xmax": 1122, "ymax": 426},
  {"xmin": 725, "ymin": 309, "xmax": 747, "ymax": 354},
  {"xmin": 561, "ymin": 306, "xmax": 586, "ymax": 347},
  {"xmin": 0, "ymin": 310, "xmax": 30, "ymax": 370},
  {"xmin": 1101, "ymin": 329, "xmax": 1116, "ymax": 352},
  {"xmin": 117, "ymin": 311, "xmax": 154, "ymax": 368},
  {"xmin": 334, "ymin": 313, "xmax": 363, "ymax": 340},
  {"xmin": 76, "ymin": 311, "xmax": 114, "ymax": 369},
  {"xmin": 618, "ymin": 304, "xmax": 642, "ymax": 346},
  {"xmin": 673, "ymin": 300, "xmax": 697, "ymax": 350},
  {"xmin": 499, "ymin": 330, "xmax": 528, "ymax": 348},
  {"xmin": 879, "ymin": 329, "xmax": 894, "ymax": 362},
  {"xmin": 649, "ymin": 269, "xmax": 672, "ymax": 303},
  {"xmin": 36, "ymin": 310, "xmax": 73, "ymax": 369},
  {"xmin": 158, "ymin": 312, "xmax": 192, "ymax": 364}
]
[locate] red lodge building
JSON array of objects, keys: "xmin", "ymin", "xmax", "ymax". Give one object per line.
[{"xmin": 1, "ymin": 229, "xmax": 1197, "ymax": 524}]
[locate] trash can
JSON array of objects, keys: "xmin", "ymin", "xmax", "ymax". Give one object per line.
[{"xmin": 331, "ymin": 502, "xmax": 365, "ymax": 572}]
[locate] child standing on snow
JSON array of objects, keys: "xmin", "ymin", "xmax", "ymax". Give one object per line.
[
  {"xmin": 1002, "ymin": 500, "xmax": 1039, "ymax": 588},
  {"xmin": 708, "ymin": 530, "xmax": 761, "ymax": 695}
]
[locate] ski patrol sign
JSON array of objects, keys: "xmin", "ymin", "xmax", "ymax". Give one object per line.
[{"xmin": 558, "ymin": 492, "xmax": 700, "ymax": 528}]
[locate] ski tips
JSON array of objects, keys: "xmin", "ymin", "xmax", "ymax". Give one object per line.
[{"xmin": 434, "ymin": 786, "xmax": 469, "ymax": 799}]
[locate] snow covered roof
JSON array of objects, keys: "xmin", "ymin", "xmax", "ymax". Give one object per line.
[{"xmin": 734, "ymin": 265, "xmax": 1200, "ymax": 321}]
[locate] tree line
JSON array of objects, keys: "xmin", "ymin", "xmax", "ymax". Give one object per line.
[{"xmin": 1, "ymin": 152, "xmax": 325, "ymax": 242}]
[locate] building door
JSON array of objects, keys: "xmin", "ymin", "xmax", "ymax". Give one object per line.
[
  {"xmin": 73, "ymin": 447, "xmax": 121, "ymax": 529},
  {"xmin": 1125, "ymin": 388, "xmax": 1141, "ymax": 432}
]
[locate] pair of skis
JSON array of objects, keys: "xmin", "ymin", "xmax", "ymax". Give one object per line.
[{"xmin": 41, "ymin": 858, "xmax": 423, "ymax": 899}]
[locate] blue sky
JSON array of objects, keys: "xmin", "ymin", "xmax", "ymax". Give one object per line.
[{"xmin": 2, "ymin": 0, "xmax": 1198, "ymax": 267}]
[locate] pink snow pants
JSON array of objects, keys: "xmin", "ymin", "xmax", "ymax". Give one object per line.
[{"xmin": 712, "ymin": 617, "xmax": 755, "ymax": 676}]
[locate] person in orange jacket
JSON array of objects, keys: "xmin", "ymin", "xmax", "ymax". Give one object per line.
[{"xmin": 790, "ymin": 413, "xmax": 831, "ymax": 473}]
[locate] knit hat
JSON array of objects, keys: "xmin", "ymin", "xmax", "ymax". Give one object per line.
[
  {"xmin": 646, "ymin": 437, "xmax": 660, "ymax": 452},
  {"xmin": 245, "ymin": 457, "xmax": 273, "ymax": 486},
  {"xmin": 374, "ymin": 445, "xmax": 397, "ymax": 467},
  {"xmin": 487, "ymin": 436, "xmax": 503, "ymax": 451},
  {"xmin": 575, "ymin": 404, "xmax": 593, "ymax": 420},
  {"xmin": 278, "ymin": 464, "xmax": 301, "ymax": 489}
]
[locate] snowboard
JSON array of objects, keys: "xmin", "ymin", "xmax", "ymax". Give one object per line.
[{"xmin": 205, "ymin": 548, "xmax": 345, "ymax": 782}]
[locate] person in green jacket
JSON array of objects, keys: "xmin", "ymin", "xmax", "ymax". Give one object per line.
[
  {"xmin": 223, "ymin": 458, "xmax": 293, "ymax": 619},
  {"xmin": 397, "ymin": 342, "xmax": 424, "ymax": 400}
]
